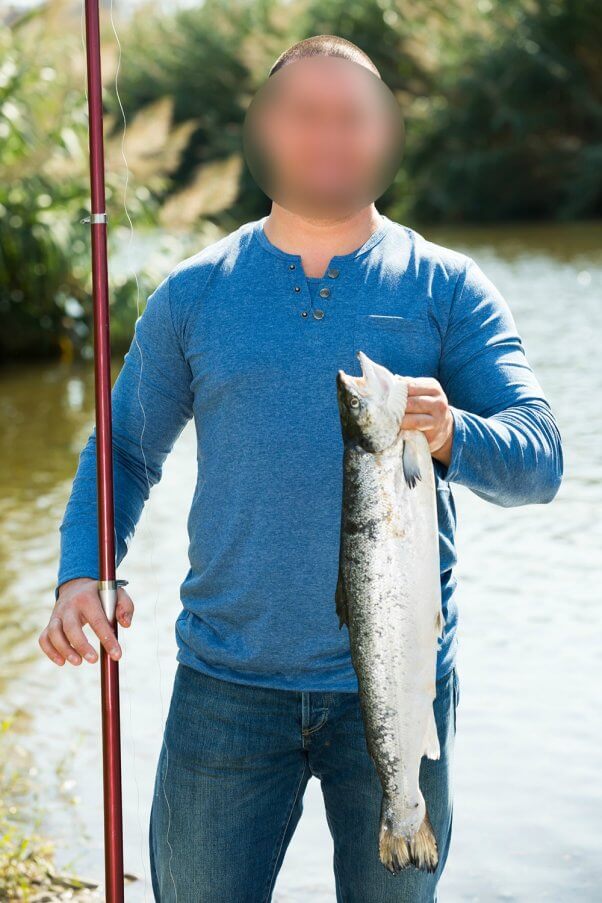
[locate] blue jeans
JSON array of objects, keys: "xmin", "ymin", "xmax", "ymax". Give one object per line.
[{"xmin": 149, "ymin": 662, "xmax": 460, "ymax": 902}]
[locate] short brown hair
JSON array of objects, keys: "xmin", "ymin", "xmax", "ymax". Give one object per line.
[{"xmin": 268, "ymin": 35, "xmax": 380, "ymax": 79}]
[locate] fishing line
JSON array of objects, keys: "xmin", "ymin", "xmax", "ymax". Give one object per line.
[
  {"xmin": 79, "ymin": 1, "xmax": 179, "ymax": 897},
  {"xmin": 104, "ymin": 2, "xmax": 152, "ymax": 898},
  {"xmin": 106, "ymin": 2, "xmax": 179, "ymax": 896},
  {"xmin": 108, "ymin": 1, "xmax": 180, "ymax": 898}
]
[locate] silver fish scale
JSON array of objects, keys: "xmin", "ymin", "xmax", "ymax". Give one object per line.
[{"xmin": 341, "ymin": 436, "xmax": 439, "ymax": 831}]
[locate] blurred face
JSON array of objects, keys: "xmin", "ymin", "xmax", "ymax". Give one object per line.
[{"xmin": 243, "ymin": 57, "xmax": 404, "ymax": 219}]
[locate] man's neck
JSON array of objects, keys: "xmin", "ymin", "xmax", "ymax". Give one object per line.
[{"xmin": 261, "ymin": 203, "xmax": 384, "ymax": 279}]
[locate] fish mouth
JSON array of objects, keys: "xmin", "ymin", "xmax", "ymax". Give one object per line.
[
  {"xmin": 338, "ymin": 351, "xmax": 386, "ymax": 397},
  {"xmin": 338, "ymin": 351, "xmax": 377, "ymax": 395}
]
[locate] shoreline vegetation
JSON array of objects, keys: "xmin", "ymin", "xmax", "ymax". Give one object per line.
[{"xmin": 1, "ymin": 0, "xmax": 600, "ymax": 361}]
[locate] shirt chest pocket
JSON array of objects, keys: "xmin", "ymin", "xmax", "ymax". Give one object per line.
[{"xmin": 352, "ymin": 312, "xmax": 442, "ymax": 378}]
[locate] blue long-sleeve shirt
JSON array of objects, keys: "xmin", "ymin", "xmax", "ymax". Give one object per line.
[{"xmin": 55, "ymin": 213, "xmax": 563, "ymax": 691}]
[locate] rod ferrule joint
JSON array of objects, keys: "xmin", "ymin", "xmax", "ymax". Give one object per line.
[{"xmin": 97, "ymin": 579, "xmax": 128, "ymax": 620}]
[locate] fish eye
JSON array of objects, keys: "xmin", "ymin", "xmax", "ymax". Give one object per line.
[{"xmin": 349, "ymin": 396, "xmax": 360, "ymax": 408}]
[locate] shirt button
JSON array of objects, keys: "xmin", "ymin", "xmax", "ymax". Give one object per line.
[
  {"xmin": 289, "ymin": 263, "xmax": 296, "ymax": 270},
  {"xmin": 319, "ymin": 287, "xmax": 330, "ymax": 298},
  {"xmin": 313, "ymin": 309, "xmax": 325, "ymax": 320},
  {"xmin": 300, "ymin": 310, "xmax": 308, "ymax": 318},
  {"xmin": 294, "ymin": 286, "xmax": 301, "ymax": 292},
  {"xmin": 326, "ymin": 268, "xmax": 340, "ymax": 279}
]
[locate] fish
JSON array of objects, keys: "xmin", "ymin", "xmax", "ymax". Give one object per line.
[{"xmin": 335, "ymin": 350, "xmax": 444, "ymax": 874}]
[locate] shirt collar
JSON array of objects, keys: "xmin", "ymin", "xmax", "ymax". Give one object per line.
[{"xmin": 251, "ymin": 213, "xmax": 392, "ymax": 263}]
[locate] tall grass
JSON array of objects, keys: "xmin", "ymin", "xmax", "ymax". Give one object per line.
[{"xmin": 0, "ymin": 1, "xmax": 198, "ymax": 361}]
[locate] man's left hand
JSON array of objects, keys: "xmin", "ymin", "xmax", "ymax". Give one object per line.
[{"xmin": 400, "ymin": 377, "xmax": 454, "ymax": 467}]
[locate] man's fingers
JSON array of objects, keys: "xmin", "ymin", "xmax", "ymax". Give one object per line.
[
  {"xmin": 84, "ymin": 601, "xmax": 122, "ymax": 660},
  {"xmin": 46, "ymin": 617, "xmax": 80, "ymax": 665},
  {"xmin": 39, "ymin": 624, "xmax": 67, "ymax": 666},
  {"xmin": 404, "ymin": 394, "xmax": 445, "ymax": 415},
  {"xmin": 401, "ymin": 412, "xmax": 436, "ymax": 431},
  {"xmin": 62, "ymin": 612, "xmax": 99, "ymax": 664},
  {"xmin": 406, "ymin": 377, "xmax": 441, "ymax": 395},
  {"xmin": 115, "ymin": 590, "xmax": 134, "ymax": 628},
  {"xmin": 39, "ymin": 581, "xmax": 128, "ymax": 667}
]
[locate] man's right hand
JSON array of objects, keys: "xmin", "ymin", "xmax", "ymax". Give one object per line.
[{"xmin": 38, "ymin": 578, "xmax": 134, "ymax": 667}]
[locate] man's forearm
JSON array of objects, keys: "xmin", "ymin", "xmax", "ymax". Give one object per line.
[
  {"xmin": 55, "ymin": 431, "xmax": 152, "ymax": 599},
  {"xmin": 436, "ymin": 400, "xmax": 563, "ymax": 507},
  {"xmin": 54, "ymin": 273, "xmax": 195, "ymax": 600}
]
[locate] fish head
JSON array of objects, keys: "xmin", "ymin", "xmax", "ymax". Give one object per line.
[{"xmin": 336, "ymin": 351, "xmax": 410, "ymax": 452}]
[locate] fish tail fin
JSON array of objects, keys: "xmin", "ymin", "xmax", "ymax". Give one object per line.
[
  {"xmin": 378, "ymin": 797, "xmax": 439, "ymax": 875},
  {"xmin": 409, "ymin": 807, "xmax": 439, "ymax": 873},
  {"xmin": 402, "ymin": 437, "xmax": 422, "ymax": 489}
]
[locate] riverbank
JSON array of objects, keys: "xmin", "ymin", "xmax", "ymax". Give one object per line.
[{"xmin": 0, "ymin": 714, "xmax": 140, "ymax": 900}]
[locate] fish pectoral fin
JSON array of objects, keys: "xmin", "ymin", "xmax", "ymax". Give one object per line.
[
  {"xmin": 401, "ymin": 437, "xmax": 422, "ymax": 490},
  {"xmin": 423, "ymin": 706, "xmax": 440, "ymax": 760},
  {"xmin": 335, "ymin": 565, "xmax": 349, "ymax": 630}
]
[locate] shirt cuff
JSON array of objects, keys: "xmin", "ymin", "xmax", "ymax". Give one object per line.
[{"xmin": 55, "ymin": 523, "xmax": 101, "ymax": 600}]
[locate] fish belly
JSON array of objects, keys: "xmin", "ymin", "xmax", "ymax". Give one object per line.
[{"xmin": 342, "ymin": 431, "xmax": 442, "ymax": 838}]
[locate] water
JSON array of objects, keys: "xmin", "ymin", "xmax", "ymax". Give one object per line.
[{"xmin": 1, "ymin": 221, "xmax": 601, "ymax": 901}]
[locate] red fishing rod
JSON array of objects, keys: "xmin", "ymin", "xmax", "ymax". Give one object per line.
[{"xmin": 81, "ymin": 0, "xmax": 125, "ymax": 898}]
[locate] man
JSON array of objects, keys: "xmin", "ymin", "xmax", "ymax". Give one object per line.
[{"xmin": 40, "ymin": 35, "xmax": 563, "ymax": 902}]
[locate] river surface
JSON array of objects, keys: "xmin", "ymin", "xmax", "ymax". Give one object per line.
[{"xmin": 1, "ymin": 220, "xmax": 600, "ymax": 901}]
